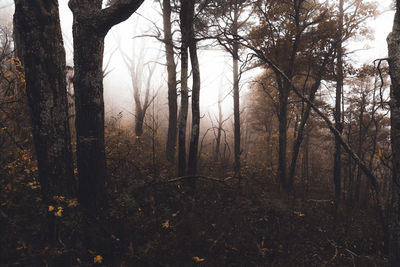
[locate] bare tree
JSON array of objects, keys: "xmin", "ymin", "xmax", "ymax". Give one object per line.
[{"xmin": 116, "ymin": 32, "xmax": 159, "ymax": 138}]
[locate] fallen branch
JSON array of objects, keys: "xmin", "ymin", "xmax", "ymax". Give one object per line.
[
  {"xmin": 307, "ymin": 199, "xmax": 333, "ymax": 204},
  {"xmin": 148, "ymin": 175, "xmax": 233, "ymax": 187}
]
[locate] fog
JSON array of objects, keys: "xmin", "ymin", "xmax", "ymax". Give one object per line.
[{"xmin": 0, "ymin": 0, "xmax": 395, "ymax": 129}]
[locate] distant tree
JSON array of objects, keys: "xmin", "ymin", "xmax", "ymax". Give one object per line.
[
  {"xmin": 287, "ymin": 43, "xmax": 334, "ymax": 190},
  {"xmin": 247, "ymin": 0, "xmax": 335, "ymax": 190},
  {"xmin": 332, "ymin": 0, "xmax": 377, "ymax": 209},
  {"xmin": 116, "ymin": 32, "xmax": 159, "ymax": 138},
  {"xmin": 200, "ymin": 0, "xmax": 252, "ymax": 181}
]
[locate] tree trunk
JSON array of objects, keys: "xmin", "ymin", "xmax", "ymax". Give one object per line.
[
  {"xmin": 355, "ymin": 98, "xmax": 365, "ymax": 204},
  {"xmin": 163, "ymin": 0, "xmax": 178, "ymax": 164},
  {"xmin": 178, "ymin": 0, "xmax": 190, "ymax": 176},
  {"xmin": 287, "ymin": 82, "xmax": 318, "ymax": 189},
  {"xmin": 215, "ymin": 93, "xmax": 223, "ymax": 160},
  {"xmin": 233, "ymin": 41, "xmax": 241, "ymax": 180},
  {"xmin": 13, "ymin": 0, "xmax": 76, "ymax": 201},
  {"xmin": 69, "ymin": 0, "xmax": 144, "ymax": 213},
  {"xmin": 333, "ymin": 0, "xmax": 344, "ymax": 209},
  {"xmin": 135, "ymin": 107, "xmax": 145, "ymax": 137},
  {"xmin": 187, "ymin": 39, "xmax": 200, "ymax": 177},
  {"xmin": 387, "ymin": 3, "xmax": 400, "ymax": 264},
  {"xmin": 71, "ymin": 17, "xmax": 107, "ymax": 213},
  {"xmin": 302, "ymin": 127, "xmax": 310, "ymax": 189},
  {"xmin": 277, "ymin": 80, "xmax": 289, "ymax": 189}
]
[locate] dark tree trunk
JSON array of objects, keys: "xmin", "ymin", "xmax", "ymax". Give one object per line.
[
  {"xmin": 287, "ymin": 82, "xmax": 319, "ymax": 189},
  {"xmin": 302, "ymin": 127, "xmax": 310, "ymax": 188},
  {"xmin": 277, "ymin": 80, "xmax": 289, "ymax": 189},
  {"xmin": 187, "ymin": 39, "xmax": 200, "ymax": 176},
  {"xmin": 215, "ymin": 94, "xmax": 223, "ymax": 160},
  {"xmin": 178, "ymin": 0, "xmax": 190, "ymax": 176},
  {"xmin": 333, "ymin": 0, "xmax": 344, "ymax": 209},
  {"xmin": 72, "ymin": 22, "xmax": 107, "ymax": 213},
  {"xmin": 346, "ymin": 116, "xmax": 353, "ymax": 204},
  {"xmin": 354, "ymin": 98, "xmax": 365, "ymax": 204},
  {"xmin": 69, "ymin": 0, "xmax": 144, "ymax": 213},
  {"xmin": 387, "ymin": 3, "xmax": 400, "ymax": 263},
  {"xmin": 13, "ymin": 0, "xmax": 76, "ymax": 201},
  {"xmin": 231, "ymin": 10, "xmax": 241, "ymax": 180},
  {"xmin": 135, "ymin": 106, "xmax": 145, "ymax": 137},
  {"xmin": 233, "ymin": 41, "xmax": 241, "ymax": 180},
  {"xmin": 163, "ymin": 0, "xmax": 178, "ymax": 164}
]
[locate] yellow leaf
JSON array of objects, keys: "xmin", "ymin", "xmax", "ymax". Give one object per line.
[
  {"xmin": 162, "ymin": 220, "xmax": 169, "ymax": 228},
  {"xmin": 294, "ymin": 211, "xmax": 305, "ymax": 217},
  {"xmin": 48, "ymin": 205, "xmax": 55, "ymax": 212},
  {"xmin": 54, "ymin": 206, "xmax": 63, "ymax": 217},
  {"xmin": 93, "ymin": 255, "xmax": 103, "ymax": 264},
  {"xmin": 67, "ymin": 198, "xmax": 79, "ymax": 208},
  {"xmin": 53, "ymin": 195, "xmax": 65, "ymax": 202},
  {"xmin": 192, "ymin": 256, "xmax": 205, "ymax": 262},
  {"xmin": 172, "ymin": 211, "xmax": 180, "ymax": 217}
]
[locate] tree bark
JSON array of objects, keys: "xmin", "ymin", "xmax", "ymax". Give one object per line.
[
  {"xmin": 13, "ymin": 0, "xmax": 76, "ymax": 201},
  {"xmin": 72, "ymin": 21, "xmax": 107, "ymax": 213},
  {"xmin": 163, "ymin": 0, "xmax": 178, "ymax": 164},
  {"xmin": 69, "ymin": 0, "xmax": 144, "ymax": 213},
  {"xmin": 387, "ymin": 2, "xmax": 400, "ymax": 264}
]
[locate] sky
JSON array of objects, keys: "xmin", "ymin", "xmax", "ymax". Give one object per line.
[{"xmin": 0, "ymin": 0, "xmax": 396, "ymax": 125}]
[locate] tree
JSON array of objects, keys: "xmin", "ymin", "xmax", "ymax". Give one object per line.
[
  {"xmin": 13, "ymin": 0, "xmax": 76, "ymax": 201},
  {"xmin": 287, "ymin": 43, "xmax": 335, "ymax": 190},
  {"xmin": 200, "ymin": 0, "xmax": 252, "ymax": 180},
  {"xmin": 68, "ymin": 0, "xmax": 144, "ymax": 214},
  {"xmin": 163, "ymin": 0, "xmax": 178, "ymax": 165},
  {"xmin": 248, "ymin": 0, "xmax": 334, "ymax": 189},
  {"xmin": 331, "ymin": 0, "xmax": 377, "ymax": 209},
  {"xmin": 117, "ymin": 32, "xmax": 159, "ymax": 138},
  {"xmin": 387, "ymin": 1, "xmax": 400, "ymax": 264},
  {"xmin": 178, "ymin": 0, "xmax": 191, "ymax": 177},
  {"xmin": 187, "ymin": 6, "xmax": 201, "ymax": 177},
  {"xmin": 178, "ymin": 0, "xmax": 201, "ymax": 180},
  {"xmin": 333, "ymin": 0, "xmax": 344, "ymax": 209}
]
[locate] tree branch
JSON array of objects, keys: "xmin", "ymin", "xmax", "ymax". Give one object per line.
[{"xmin": 98, "ymin": 0, "xmax": 145, "ymax": 33}]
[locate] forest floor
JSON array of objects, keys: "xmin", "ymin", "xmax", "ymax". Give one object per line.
[{"xmin": 0, "ymin": 158, "xmax": 388, "ymax": 266}]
